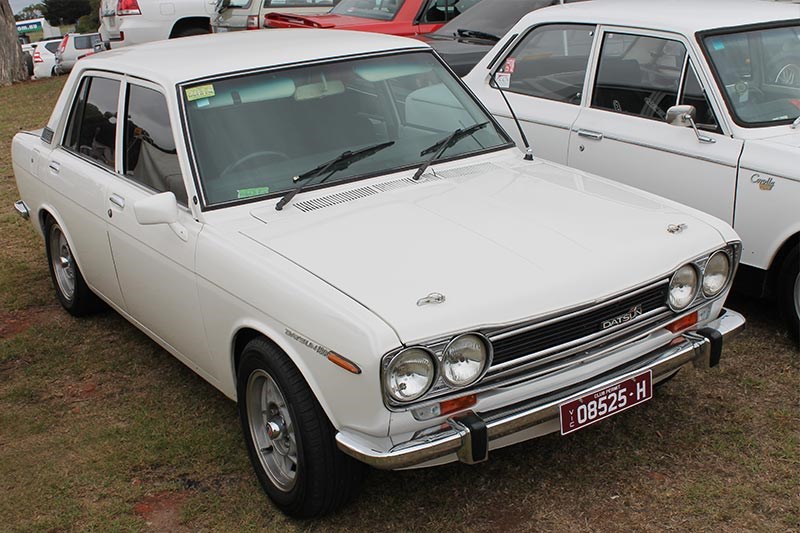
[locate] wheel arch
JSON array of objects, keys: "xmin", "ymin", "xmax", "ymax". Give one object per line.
[
  {"xmin": 36, "ymin": 206, "xmax": 87, "ymax": 274},
  {"xmin": 767, "ymin": 231, "xmax": 800, "ymax": 295},
  {"xmin": 169, "ymin": 17, "xmax": 211, "ymax": 38}
]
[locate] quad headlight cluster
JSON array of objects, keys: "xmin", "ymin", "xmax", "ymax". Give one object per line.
[
  {"xmin": 383, "ymin": 333, "xmax": 492, "ymax": 404},
  {"xmin": 668, "ymin": 247, "xmax": 736, "ymax": 311}
]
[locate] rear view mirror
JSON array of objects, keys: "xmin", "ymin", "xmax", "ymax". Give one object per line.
[
  {"xmin": 666, "ymin": 105, "xmax": 715, "ymax": 145},
  {"xmin": 135, "ymin": 192, "xmax": 178, "ymax": 225}
]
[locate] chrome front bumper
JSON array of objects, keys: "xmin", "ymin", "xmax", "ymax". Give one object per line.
[
  {"xmin": 13, "ymin": 200, "xmax": 30, "ymax": 220},
  {"xmin": 336, "ymin": 309, "xmax": 745, "ymax": 470}
]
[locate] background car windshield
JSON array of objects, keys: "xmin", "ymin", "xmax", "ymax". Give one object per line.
[
  {"xmin": 430, "ymin": 0, "xmax": 572, "ymax": 40},
  {"xmin": 704, "ymin": 24, "xmax": 800, "ymax": 126},
  {"xmin": 183, "ymin": 52, "xmax": 510, "ymax": 206},
  {"xmin": 330, "ymin": 0, "xmax": 404, "ymax": 20}
]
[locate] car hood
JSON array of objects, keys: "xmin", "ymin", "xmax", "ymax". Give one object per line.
[{"xmin": 241, "ymin": 151, "xmax": 729, "ymax": 342}]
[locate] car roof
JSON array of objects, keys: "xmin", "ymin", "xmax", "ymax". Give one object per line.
[
  {"xmin": 519, "ymin": 0, "xmax": 800, "ymax": 36},
  {"xmin": 76, "ymin": 29, "xmax": 430, "ymax": 87}
]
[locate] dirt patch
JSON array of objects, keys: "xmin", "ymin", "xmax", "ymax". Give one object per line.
[
  {"xmin": 134, "ymin": 491, "xmax": 191, "ymax": 532},
  {"xmin": 0, "ymin": 305, "xmax": 60, "ymax": 339}
]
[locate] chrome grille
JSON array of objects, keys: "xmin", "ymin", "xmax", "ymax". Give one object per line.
[{"xmin": 488, "ymin": 281, "xmax": 670, "ymax": 369}]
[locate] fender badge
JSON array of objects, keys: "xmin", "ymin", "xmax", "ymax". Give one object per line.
[
  {"xmin": 751, "ymin": 173, "xmax": 775, "ymax": 191},
  {"xmin": 417, "ymin": 292, "xmax": 446, "ymax": 306},
  {"xmin": 667, "ymin": 223, "xmax": 688, "ymax": 234}
]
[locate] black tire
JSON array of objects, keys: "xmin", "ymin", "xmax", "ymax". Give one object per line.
[
  {"xmin": 173, "ymin": 26, "xmax": 210, "ymax": 38},
  {"xmin": 44, "ymin": 218, "xmax": 103, "ymax": 316},
  {"xmin": 25, "ymin": 53, "xmax": 34, "ymax": 76},
  {"xmin": 237, "ymin": 338, "xmax": 365, "ymax": 518},
  {"xmin": 777, "ymin": 244, "xmax": 800, "ymax": 342}
]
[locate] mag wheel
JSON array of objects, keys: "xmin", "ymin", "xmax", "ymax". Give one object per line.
[
  {"xmin": 237, "ymin": 338, "xmax": 365, "ymax": 518},
  {"xmin": 45, "ymin": 219, "xmax": 102, "ymax": 316}
]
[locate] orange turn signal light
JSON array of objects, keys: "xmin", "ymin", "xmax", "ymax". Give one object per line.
[
  {"xmin": 439, "ymin": 394, "xmax": 477, "ymax": 416},
  {"xmin": 667, "ymin": 311, "xmax": 698, "ymax": 334},
  {"xmin": 327, "ymin": 352, "xmax": 361, "ymax": 375}
]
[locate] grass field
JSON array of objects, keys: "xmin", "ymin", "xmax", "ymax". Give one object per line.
[{"xmin": 1, "ymin": 76, "xmax": 798, "ymax": 532}]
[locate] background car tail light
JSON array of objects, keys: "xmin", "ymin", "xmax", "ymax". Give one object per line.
[
  {"xmin": 117, "ymin": 0, "xmax": 141, "ymax": 16},
  {"xmin": 246, "ymin": 15, "xmax": 259, "ymax": 29},
  {"xmin": 33, "ymin": 51, "xmax": 43, "ymax": 63},
  {"xmin": 58, "ymin": 35, "xmax": 68, "ymax": 54}
]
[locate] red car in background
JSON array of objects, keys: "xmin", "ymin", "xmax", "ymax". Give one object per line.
[{"xmin": 264, "ymin": 0, "xmax": 483, "ymax": 36}]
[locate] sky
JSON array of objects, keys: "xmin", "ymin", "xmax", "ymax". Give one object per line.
[{"xmin": 11, "ymin": 0, "xmax": 39, "ymax": 15}]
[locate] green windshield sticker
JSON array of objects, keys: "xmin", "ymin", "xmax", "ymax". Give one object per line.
[
  {"xmin": 237, "ymin": 186, "xmax": 270, "ymax": 199},
  {"xmin": 186, "ymin": 84, "xmax": 215, "ymax": 102}
]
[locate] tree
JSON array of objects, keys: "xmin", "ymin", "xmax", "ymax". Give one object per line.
[
  {"xmin": 15, "ymin": 3, "xmax": 45, "ymax": 20},
  {"xmin": 76, "ymin": 0, "xmax": 99, "ymax": 33},
  {"xmin": 42, "ymin": 0, "xmax": 90, "ymax": 26},
  {"xmin": 0, "ymin": 0, "xmax": 28, "ymax": 86}
]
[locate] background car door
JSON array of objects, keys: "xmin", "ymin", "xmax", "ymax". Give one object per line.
[
  {"xmin": 567, "ymin": 28, "xmax": 742, "ymax": 223},
  {"xmin": 479, "ymin": 23, "xmax": 596, "ymax": 164},
  {"xmin": 105, "ymin": 81, "xmax": 210, "ymax": 369},
  {"xmin": 51, "ymin": 74, "xmax": 125, "ymax": 307}
]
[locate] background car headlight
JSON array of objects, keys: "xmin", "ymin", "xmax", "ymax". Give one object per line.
[
  {"xmin": 441, "ymin": 333, "xmax": 490, "ymax": 388},
  {"xmin": 669, "ymin": 264, "xmax": 699, "ymax": 310},
  {"xmin": 702, "ymin": 251, "xmax": 730, "ymax": 297},
  {"xmin": 384, "ymin": 348, "xmax": 435, "ymax": 403}
]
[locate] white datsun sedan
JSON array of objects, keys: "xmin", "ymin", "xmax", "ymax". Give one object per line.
[
  {"xmin": 464, "ymin": 0, "xmax": 800, "ymax": 338},
  {"xmin": 12, "ymin": 30, "xmax": 745, "ymax": 517}
]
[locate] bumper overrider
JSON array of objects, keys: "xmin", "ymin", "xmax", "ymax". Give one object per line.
[{"xmin": 336, "ymin": 309, "xmax": 745, "ymax": 469}]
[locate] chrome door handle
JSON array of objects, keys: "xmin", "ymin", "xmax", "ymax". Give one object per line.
[
  {"xmin": 576, "ymin": 129, "xmax": 604, "ymax": 141},
  {"xmin": 48, "ymin": 161, "xmax": 61, "ymax": 173},
  {"xmin": 109, "ymin": 194, "xmax": 125, "ymax": 209}
]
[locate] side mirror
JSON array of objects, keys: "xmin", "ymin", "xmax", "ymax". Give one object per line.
[
  {"xmin": 134, "ymin": 192, "xmax": 189, "ymax": 241},
  {"xmin": 134, "ymin": 191, "xmax": 178, "ymax": 225},
  {"xmin": 665, "ymin": 104, "xmax": 716, "ymax": 144}
]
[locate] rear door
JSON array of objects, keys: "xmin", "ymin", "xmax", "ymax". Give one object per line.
[
  {"xmin": 567, "ymin": 27, "xmax": 742, "ymax": 223},
  {"xmin": 482, "ymin": 23, "xmax": 597, "ymax": 164}
]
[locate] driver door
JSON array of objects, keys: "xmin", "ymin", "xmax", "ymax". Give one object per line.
[{"xmin": 567, "ymin": 28, "xmax": 742, "ymax": 223}]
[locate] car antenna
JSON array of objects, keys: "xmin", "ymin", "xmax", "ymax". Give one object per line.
[{"xmin": 490, "ymin": 70, "xmax": 534, "ymax": 161}]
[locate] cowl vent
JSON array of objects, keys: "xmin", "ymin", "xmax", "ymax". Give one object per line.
[{"xmin": 291, "ymin": 162, "xmax": 499, "ymax": 213}]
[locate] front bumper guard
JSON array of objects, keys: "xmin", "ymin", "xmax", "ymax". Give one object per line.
[
  {"xmin": 336, "ymin": 309, "xmax": 745, "ymax": 470},
  {"xmin": 14, "ymin": 200, "xmax": 30, "ymax": 220}
]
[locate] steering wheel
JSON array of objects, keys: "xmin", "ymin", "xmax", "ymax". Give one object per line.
[
  {"xmin": 775, "ymin": 63, "xmax": 800, "ymax": 87},
  {"xmin": 220, "ymin": 151, "xmax": 289, "ymax": 180}
]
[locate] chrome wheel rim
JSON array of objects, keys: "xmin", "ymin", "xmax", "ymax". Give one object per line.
[
  {"xmin": 49, "ymin": 225, "xmax": 75, "ymax": 302},
  {"xmin": 246, "ymin": 369, "xmax": 298, "ymax": 492}
]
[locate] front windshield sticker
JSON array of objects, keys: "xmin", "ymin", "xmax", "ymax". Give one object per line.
[
  {"xmin": 495, "ymin": 72, "xmax": 511, "ymax": 88},
  {"xmin": 502, "ymin": 57, "xmax": 516, "ymax": 73},
  {"xmin": 237, "ymin": 186, "xmax": 270, "ymax": 199},
  {"xmin": 186, "ymin": 84, "xmax": 216, "ymax": 102}
]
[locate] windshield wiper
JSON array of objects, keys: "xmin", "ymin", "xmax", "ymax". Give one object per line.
[
  {"xmin": 275, "ymin": 140, "xmax": 394, "ymax": 211},
  {"xmin": 412, "ymin": 122, "xmax": 488, "ymax": 180},
  {"xmin": 456, "ymin": 29, "xmax": 500, "ymax": 42}
]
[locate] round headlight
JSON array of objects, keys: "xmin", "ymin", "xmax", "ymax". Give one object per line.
[
  {"xmin": 669, "ymin": 264, "xmax": 699, "ymax": 310},
  {"xmin": 441, "ymin": 333, "xmax": 490, "ymax": 388},
  {"xmin": 702, "ymin": 251, "xmax": 730, "ymax": 297},
  {"xmin": 384, "ymin": 348, "xmax": 436, "ymax": 403}
]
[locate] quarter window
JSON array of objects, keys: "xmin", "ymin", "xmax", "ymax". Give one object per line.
[
  {"xmin": 592, "ymin": 33, "xmax": 686, "ymax": 121},
  {"xmin": 123, "ymin": 85, "xmax": 186, "ymax": 204},
  {"xmin": 497, "ymin": 24, "xmax": 595, "ymax": 104},
  {"xmin": 63, "ymin": 76, "xmax": 120, "ymax": 169},
  {"xmin": 680, "ymin": 62, "xmax": 720, "ymax": 132}
]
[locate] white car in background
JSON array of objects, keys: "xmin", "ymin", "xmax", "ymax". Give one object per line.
[
  {"xmin": 54, "ymin": 33, "xmax": 103, "ymax": 74},
  {"xmin": 33, "ymin": 41, "xmax": 60, "ymax": 78},
  {"xmin": 212, "ymin": 0, "xmax": 334, "ymax": 33},
  {"xmin": 100, "ymin": 0, "xmax": 213, "ymax": 47},
  {"xmin": 12, "ymin": 30, "xmax": 744, "ymax": 518},
  {"xmin": 465, "ymin": 0, "xmax": 800, "ymax": 338}
]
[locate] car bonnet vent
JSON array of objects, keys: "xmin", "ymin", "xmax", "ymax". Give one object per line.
[{"xmin": 291, "ymin": 162, "xmax": 500, "ymax": 213}]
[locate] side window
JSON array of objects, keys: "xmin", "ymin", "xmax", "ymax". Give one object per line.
[
  {"xmin": 680, "ymin": 62, "xmax": 720, "ymax": 132},
  {"xmin": 498, "ymin": 24, "xmax": 595, "ymax": 105},
  {"xmin": 123, "ymin": 84, "xmax": 186, "ymax": 205},
  {"xmin": 63, "ymin": 76, "xmax": 120, "ymax": 169},
  {"xmin": 592, "ymin": 33, "xmax": 686, "ymax": 121},
  {"xmin": 419, "ymin": 0, "xmax": 481, "ymax": 24}
]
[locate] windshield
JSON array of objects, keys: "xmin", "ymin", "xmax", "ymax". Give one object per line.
[
  {"xmin": 182, "ymin": 52, "xmax": 510, "ymax": 207},
  {"xmin": 330, "ymin": 0, "xmax": 404, "ymax": 20},
  {"xmin": 703, "ymin": 23, "xmax": 800, "ymax": 126},
  {"xmin": 431, "ymin": 0, "xmax": 560, "ymax": 40}
]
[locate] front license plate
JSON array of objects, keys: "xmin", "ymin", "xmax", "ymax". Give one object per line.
[{"xmin": 559, "ymin": 370, "xmax": 652, "ymax": 435}]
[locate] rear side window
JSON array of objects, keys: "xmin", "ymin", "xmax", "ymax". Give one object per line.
[
  {"xmin": 45, "ymin": 41, "xmax": 59, "ymax": 53},
  {"xmin": 592, "ymin": 32, "xmax": 686, "ymax": 121},
  {"xmin": 74, "ymin": 34, "xmax": 101, "ymax": 49},
  {"xmin": 497, "ymin": 24, "xmax": 595, "ymax": 104},
  {"xmin": 123, "ymin": 85, "xmax": 187, "ymax": 204},
  {"xmin": 63, "ymin": 76, "xmax": 120, "ymax": 169}
]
